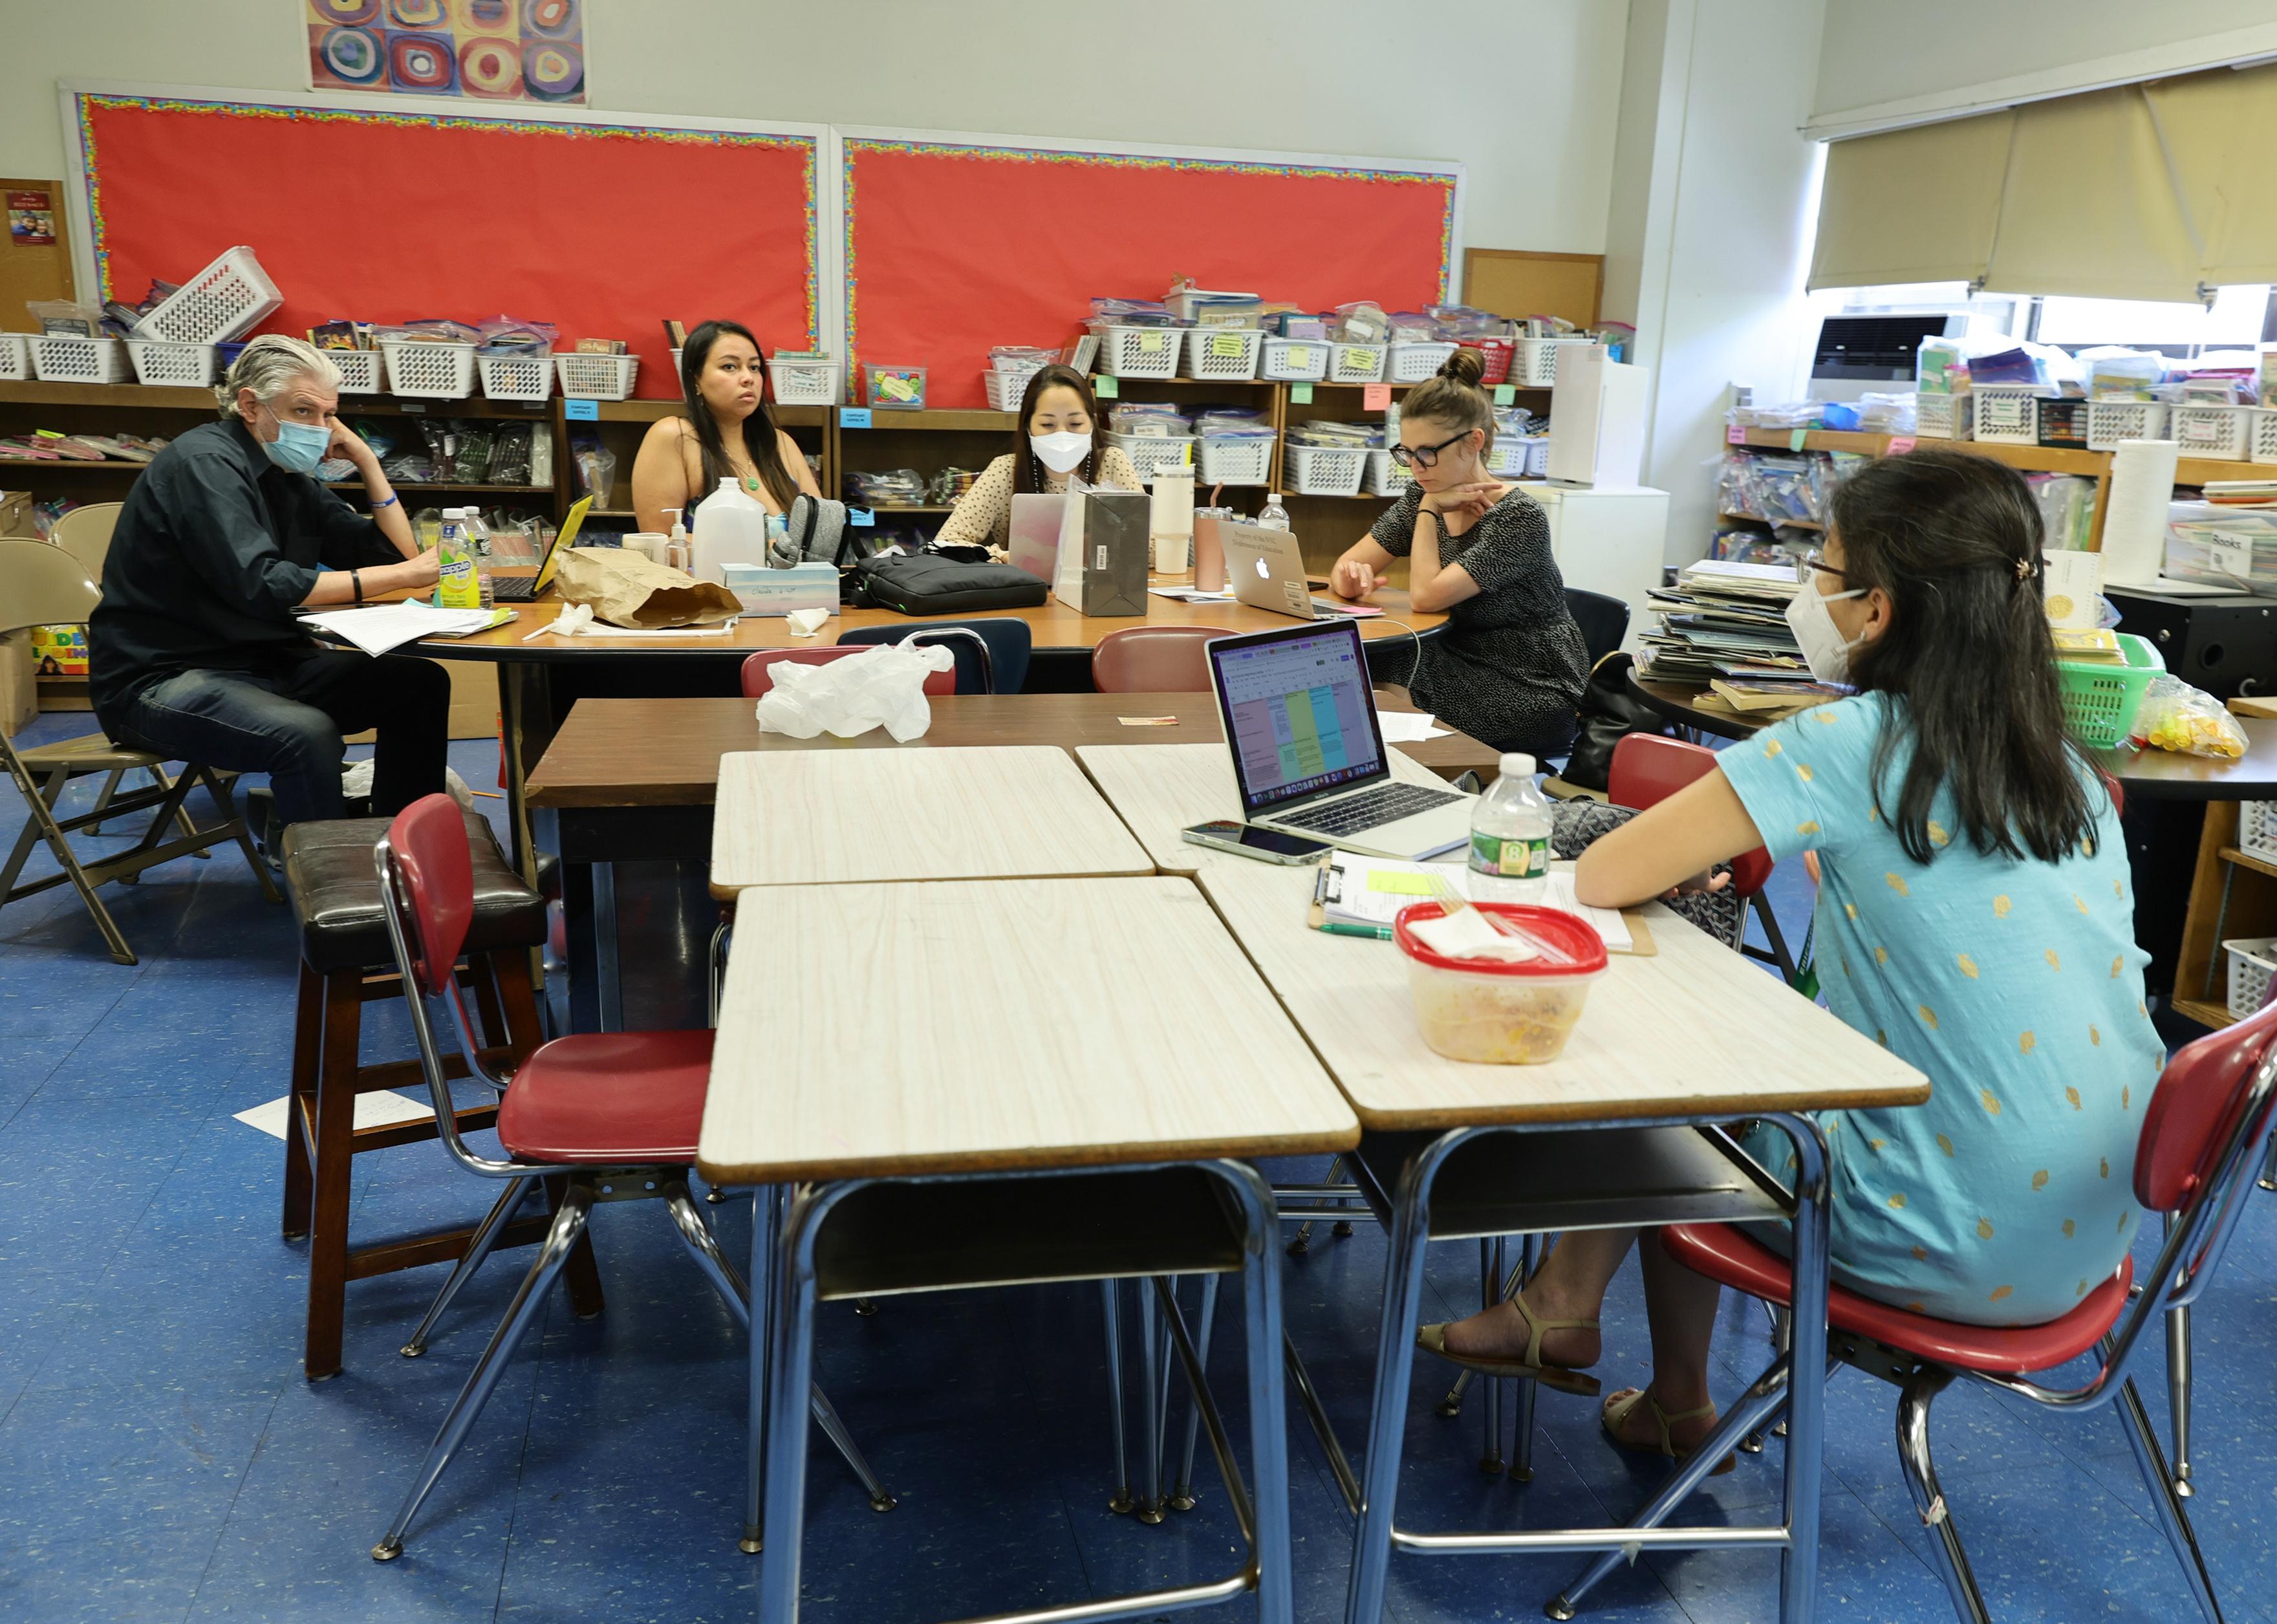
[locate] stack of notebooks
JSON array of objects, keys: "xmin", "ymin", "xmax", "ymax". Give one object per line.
[{"xmin": 1639, "ymin": 559, "xmax": 1842, "ymax": 717}]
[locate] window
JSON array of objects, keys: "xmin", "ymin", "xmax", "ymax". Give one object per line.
[{"xmin": 2031, "ymin": 285, "xmax": 2271, "ymax": 351}]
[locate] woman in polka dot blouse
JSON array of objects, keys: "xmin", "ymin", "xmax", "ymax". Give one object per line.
[{"xmin": 1419, "ymin": 449, "xmax": 2157, "ymax": 1467}]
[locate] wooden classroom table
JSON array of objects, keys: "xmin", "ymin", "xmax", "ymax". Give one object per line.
[{"xmin": 702, "ymin": 876, "xmax": 1359, "ymax": 1624}]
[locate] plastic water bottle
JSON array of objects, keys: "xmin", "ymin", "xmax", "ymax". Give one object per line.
[
  {"xmin": 433, "ymin": 510, "xmax": 480, "ymax": 610},
  {"xmin": 1468, "ymin": 752, "xmax": 1552, "ymax": 904},
  {"xmin": 462, "ymin": 508, "xmax": 496, "ymax": 608},
  {"xmin": 1258, "ymin": 492, "xmax": 1291, "ymax": 531}
]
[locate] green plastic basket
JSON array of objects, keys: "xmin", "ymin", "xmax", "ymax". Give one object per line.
[{"xmin": 2055, "ymin": 632, "xmax": 2163, "ymax": 749}]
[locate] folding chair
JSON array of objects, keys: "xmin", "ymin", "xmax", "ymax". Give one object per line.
[{"xmin": 0, "ymin": 539, "xmax": 277, "ymax": 963}]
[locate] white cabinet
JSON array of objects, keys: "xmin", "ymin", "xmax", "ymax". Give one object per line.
[{"xmin": 1516, "ymin": 482, "xmax": 1669, "ymax": 654}]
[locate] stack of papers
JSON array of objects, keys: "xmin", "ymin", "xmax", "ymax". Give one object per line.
[
  {"xmin": 1639, "ymin": 559, "xmax": 1811, "ymax": 687},
  {"xmin": 1376, "ymin": 711, "xmax": 1450, "ymax": 742},
  {"xmin": 299, "ymin": 601, "xmax": 512, "ymax": 656},
  {"xmin": 1311, "ymin": 852, "xmax": 1632, "ymax": 952}
]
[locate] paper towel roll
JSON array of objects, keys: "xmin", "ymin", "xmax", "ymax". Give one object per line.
[
  {"xmin": 2099, "ymin": 439, "xmax": 2179, "ymax": 587},
  {"xmin": 1150, "ymin": 472, "xmax": 1195, "ymax": 573}
]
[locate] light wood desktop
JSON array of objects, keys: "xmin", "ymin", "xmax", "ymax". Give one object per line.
[
  {"xmin": 1193, "ymin": 858, "xmax": 1929, "ymax": 1130},
  {"xmin": 696, "ymin": 876, "xmax": 1359, "ymax": 1186},
  {"xmin": 1077, "ymin": 741, "xmax": 1455, "ymax": 877},
  {"xmin": 709, "ymin": 744, "xmax": 1152, "ymax": 895}
]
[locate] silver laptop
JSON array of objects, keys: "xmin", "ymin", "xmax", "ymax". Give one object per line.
[
  {"xmin": 1218, "ymin": 521, "xmax": 1353, "ymax": 622},
  {"xmin": 1205, "ymin": 619, "xmax": 1473, "ymax": 861}
]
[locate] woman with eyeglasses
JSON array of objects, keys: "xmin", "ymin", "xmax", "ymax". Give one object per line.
[{"xmin": 1328, "ymin": 348, "xmax": 1587, "ymax": 757}]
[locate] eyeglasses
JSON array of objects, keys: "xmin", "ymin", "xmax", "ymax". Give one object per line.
[
  {"xmin": 1390, "ymin": 429, "xmax": 1473, "ymax": 470},
  {"xmin": 1802, "ymin": 550, "xmax": 1848, "ymax": 583}
]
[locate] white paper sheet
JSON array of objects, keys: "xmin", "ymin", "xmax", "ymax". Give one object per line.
[
  {"xmin": 299, "ymin": 602, "xmax": 507, "ymax": 656},
  {"xmin": 1375, "ymin": 711, "xmax": 1450, "ymax": 742},
  {"xmin": 233, "ymin": 1090, "xmax": 433, "ymax": 1140}
]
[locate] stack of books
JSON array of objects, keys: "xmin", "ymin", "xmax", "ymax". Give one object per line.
[{"xmin": 1640, "ymin": 559, "xmax": 1842, "ymax": 718}]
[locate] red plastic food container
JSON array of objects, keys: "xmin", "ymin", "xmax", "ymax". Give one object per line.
[
  {"xmin": 1462, "ymin": 338, "xmax": 1515, "ymax": 385},
  {"xmin": 1393, "ymin": 901, "xmax": 1610, "ymax": 1064}
]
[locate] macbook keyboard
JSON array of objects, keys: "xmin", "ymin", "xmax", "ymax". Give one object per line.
[{"xmin": 1273, "ymin": 781, "xmax": 1462, "ymax": 836}]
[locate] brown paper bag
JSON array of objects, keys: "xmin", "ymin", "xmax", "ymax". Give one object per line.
[{"xmin": 552, "ymin": 546, "xmax": 742, "ymax": 629}]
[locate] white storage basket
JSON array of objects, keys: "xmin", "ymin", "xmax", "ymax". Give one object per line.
[
  {"xmin": 768, "ymin": 356, "xmax": 840, "ymax": 406},
  {"xmin": 1365, "ymin": 448, "xmax": 1412, "ymax": 497},
  {"xmin": 1285, "ymin": 443, "xmax": 1366, "ymax": 497},
  {"xmin": 1197, "ymin": 435, "xmax": 1273, "ymax": 486},
  {"xmin": 2249, "ymin": 409, "xmax": 2277, "ymax": 466},
  {"xmin": 555, "ymin": 352, "xmax": 640, "ymax": 401},
  {"xmin": 1917, "ymin": 392, "xmax": 1974, "ymax": 440},
  {"xmin": 1185, "ymin": 327, "xmax": 1263, "ymax": 381},
  {"xmin": 1512, "ymin": 338, "xmax": 1588, "ymax": 387},
  {"xmin": 2225, "ymin": 936, "xmax": 2277, "ymax": 1018},
  {"xmin": 1094, "ymin": 325, "xmax": 1183, "ymax": 379},
  {"xmin": 2241, "ymin": 800, "xmax": 2277, "ymax": 863},
  {"xmin": 1387, "ymin": 341, "xmax": 1459, "ymax": 384},
  {"xmin": 1525, "ymin": 437, "xmax": 1552, "ymax": 477},
  {"xmin": 0, "ymin": 334, "xmax": 29, "ymax": 382},
  {"xmin": 479, "ymin": 353, "xmax": 554, "ymax": 402},
  {"xmin": 126, "ymin": 341, "xmax": 218, "ymax": 389},
  {"xmin": 329, "ymin": 349, "xmax": 383, "ymax": 395},
  {"xmin": 2085, "ymin": 402, "xmax": 2170, "ymax": 451},
  {"xmin": 1483, "ymin": 440, "xmax": 1530, "ymax": 478},
  {"xmin": 1328, "ymin": 343, "xmax": 1387, "ymax": 384},
  {"xmin": 32, "ymin": 335, "xmax": 130, "ymax": 385},
  {"xmin": 381, "ymin": 340, "xmax": 476, "ymax": 399},
  {"xmin": 129, "ymin": 246, "xmax": 281, "ymax": 346},
  {"xmin": 1106, "ymin": 430, "xmax": 1198, "ymax": 482},
  {"xmin": 1260, "ymin": 338, "xmax": 1328, "ymax": 382},
  {"xmin": 983, "ymin": 368, "xmax": 1037, "ymax": 411},
  {"xmin": 2173, "ymin": 406, "xmax": 2250, "ymax": 462},
  {"xmin": 1970, "ymin": 386, "xmax": 2044, "ymax": 445}
]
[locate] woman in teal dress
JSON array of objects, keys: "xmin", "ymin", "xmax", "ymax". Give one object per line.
[{"xmin": 1419, "ymin": 448, "xmax": 2161, "ymax": 1467}]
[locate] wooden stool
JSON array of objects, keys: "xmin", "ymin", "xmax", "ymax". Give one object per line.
[{"xmin": 280, "ymin": 808, "xmax": 602, "ymax": 1380}]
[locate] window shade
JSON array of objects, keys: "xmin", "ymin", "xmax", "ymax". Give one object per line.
[
  {"xmin": 1806, "ymin": 113, "xmax": 2012, "ymax": 292},
  {"xmin": 2146, "ymin": 61, "xmax": 2277, "ymax": 287}
]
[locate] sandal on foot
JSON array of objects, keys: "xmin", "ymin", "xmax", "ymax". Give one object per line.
[
  {"xmin": 1599, "ymin": 1387, "xmax": 1736, "ymax": 1476},
  {"xmin": 1416, "ymin": 1295, "xmax": 1602, "ymax": 1396}
]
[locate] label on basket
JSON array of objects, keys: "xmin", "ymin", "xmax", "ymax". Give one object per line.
[
  {"xmin": 1725, "ymin": 424, "xmax": 1746, "ymax": 446},
  {"xmin": 1093, "ymin": 375, "xmax": 1119, "ymax": 399},
  {"xmin": 1887, "ymin": 435, "xmax": 1917, "ymax": 455},
  {"xmin": 563, "ymin": 398, "xmax": 598, "ymax": 421},
  {"xmin": 1493, "ymin": 384, "xmax": 1516, "ymax": 407},
  {"xmin": 1208, "ymin": 332, "xmax": 1246, "ymax": 360},
  {"xmin": 1290, "ymin": 382, "xmax": 1313, "ymax": 404},
  {"xmin": 840, "ymin": 406, "xmax": 873, "ymax": 428},
  {"xmin": 2208, "ymin": 529, "xmax": 2258, "ymax": 578},
  {"xmin": 1363, "ymin": 384, "xmax": 1392, "ymax": 412},
  {"xmin": 1137, "ymin": 331, "xmax": 1169, "ymax": 355},
  {"xmin": 1336, "ymin": 346, "xmax": 1374, "ymax": 374},
  {"xmin": 849, "ymin": 508, "xmax": 875, "ymax": 528}
]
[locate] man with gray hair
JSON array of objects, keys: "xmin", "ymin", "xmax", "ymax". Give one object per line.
[{"xmin": 89, "ymin": 334, "xmax": 448, "ymax": 827}]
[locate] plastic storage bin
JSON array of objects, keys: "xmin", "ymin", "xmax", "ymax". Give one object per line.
[
  {"xmin": 129, "ymin": 246, "xmax": 281, "ymax": 345},
  {"xmin": 2054, "ymin": 631, "xmax": 2163, "ymax": 748},
  {"xmin": 2165, "ymin": 523, "xmax": 2277, "ymax": 590},
  {"xmin": 1094, "ymin": 325, "xmax": 1183, "ymax": 379},
  {"xmin": 381, "ymin": 340, "xmax": 476, "ymax": 399},
  {"xmin": 556, "ymin": 353, "xmax": 641, "ymax": 401},
  {"xmin": 1387, "ymin": 341, "xmax": 1459, "ymax": 384},
  {"xmin": 1512, "ymin": 338, "xmax": 1588, "ymax": 387},
  {"xmin": 31, "ymin": 336, "xmax": 130, "ymax": 384},
  {"xmin": 1184, "ymin": 327, "xmax": 1263, "ymax": 381},
  {"xmin": 2240, "ymin": 800, "xmax": 2277, "ymax": 863},
  {"xmin": 1483, "ymin": 440, "xmax": 1529, "ymax": 478},
  {"xmin": 1260, "ymin": 338, "xmax": 1329, "ymax": 383},
  {"xmin": 1366, "ymin": 448, "xmax": 1412, "ymax": 497},
  {"xmin": 1917, "ymin": 392, "xmax": 1974, "ymax": 440},
  {"xmin": 768, "ymin": 356, "xmax": 841, "ymax": 406},
  {"xmin": 1970, "ymin": 387, "xmax": 2043, "ymax": 444},
  {"xmin": 983, "ymin": 369, "xmax": 1031, "ymax": 411},
  {"xmin": 2086, "ymin": 402, "xmax": 2170, "ymax": 450},
  {"xmin": 2036, "ymin": 398, "xmax": 2091, "ymax": 449},
  {"xmin": 0, "ymin": 334, "xmax": 28, "ymax": 382},
  {"xmin": 1328, "ymin": 343, "xmax": 1387, "ymax": 384},
  {"xmin": 1462, "ymin": 337, "xmax": 1515, "ymax": 384},
  {"xmin": 2224, "ymin": 937, "xmax": 2277, "ymax": 1018},
  {"xmin": 329, "ymin": 349, "xmax": 383, "ymax": 395},
  {"xmin": 1106, "ymin": 430, "xmax": 1198, "ymax": 481},
  {"xmin": 1284, "ymin": 443, "xmax": 1366, "ymax": 496},
  {"xmin": 479, "ymin": 353, "xmax": 553, "ymax": 401},
  {"xmin": 125, "ymin": 340, "xmax": 218, "ymax": 388},
  {"xmin": 861, "ymin": 363, "xmax": 926, "ymax": 409},
  {"xmin": 2173, "ymin": 406, "xmax": 2250, "ymax": 461},
  {"xmin": 2250, "ymin": 409, "xmax": 2277, "ymax": 466},
  {"xmin": 1394, "ymin": 902, "xmax": 1609, "ymax": 1065},
  {"xmin": 1197, "ymin": 435, "xmax": 1273, "ymax": 486}
]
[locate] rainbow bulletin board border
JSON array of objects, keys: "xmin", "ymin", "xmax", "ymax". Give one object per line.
[
  {"xmin": 842, "ymin": 136, "xmax": 1457, "ymax": 407},
  {"xmin": 74, "ymin": 92, "xmax": 821, "ymax": 358}
]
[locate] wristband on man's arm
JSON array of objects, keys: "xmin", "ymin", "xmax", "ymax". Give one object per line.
[
  {"xmin": 352, "ymin": 569, "xmax": 363, "ymax": 605},
  {"xmin": 369, "ymin": 492, "xmax": 399, "ymax": 511}
]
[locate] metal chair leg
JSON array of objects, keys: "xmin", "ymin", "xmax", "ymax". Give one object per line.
[
  {"xmin": 1480, "ymin": 1237, "xmax": 1505, "ymax": 1475},
  {"xmin": 1288, "ymin": 1154, "xmax": 1346, "ymax": 1257},
  {"xmin": 1103, "ymin": 1279, "xmax": 1136, "ymax": 1514},
  {"xmin": 2115, "ymin": 1372, "xmax": 2227, "ymax": 1624},
  {"xmin": 2164, "ymin": 1212, "xmax": 2195, "ymax": 1499},
  {"xmin": 1169, "ymin": 1273, "xmax": 1220, "ymax": 1511},
  {"xmin": 85, "ymin": 767, "xmax": 125, "ymax": 837},
  {"xmin": 373, "ymin": 1180, "xmax": 594, "ymax": 1561},
  {"xmin": 1510, "ymin": 1233, "xmax": 1539, "ymax": 1482},
  {"xmin": 399, "ymin": 1178, "xmax": 532, "ymax": 1358},
  {"xmin": 1343, "ymin": 1166, "xmax": 1438, "ymax": 1624},
  {"xmin": 1138, "ymin": 1274, "xmax": 1167, "ymax": 1522},
  {"xmin": 2258, "ymin": 1131, "xmax": 2276, "ymax": 1193},
  {"xmin": 1894, "ymin": 1367, "xmax": 1992, "ymax": 1624},
  {"xmin": 1753, "ymin": 891, "xmax": 1801, "ymax": 984}
]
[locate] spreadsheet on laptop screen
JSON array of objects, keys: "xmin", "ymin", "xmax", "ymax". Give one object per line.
[{"xmin": 1214, "ymin": 628, "xmax": 1385, "ymax": 807}]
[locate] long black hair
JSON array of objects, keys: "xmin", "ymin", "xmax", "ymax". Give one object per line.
[
  {"xmin": 1832, "ymin": 446, "xmax": 2097, "ymax": 865},
  {"xmin": 1008, "ymin": 363, "xmax": 1107, "ymax": 494},
  {"xmin": 679, "ymin": 319, "xmax": 801, "ymax": 510}
]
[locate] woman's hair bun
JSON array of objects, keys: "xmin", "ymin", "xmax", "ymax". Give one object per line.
[{"xmin": 1437, "ymin": 346, "xmax": 1485, "ymax": 388}]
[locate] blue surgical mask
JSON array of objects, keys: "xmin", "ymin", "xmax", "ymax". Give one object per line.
[{"xmin": 261, "ymin": 413, "xmax": 332, "ymax": 477}]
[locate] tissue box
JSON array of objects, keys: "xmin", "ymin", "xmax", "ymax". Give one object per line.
[
  {"xmin": 722, "ymin": 562, "xmax": 839, "ymax": 615},
  {"xmin": 1052, "ymin": 488, "xmax": 1151, "ymax": 618}
]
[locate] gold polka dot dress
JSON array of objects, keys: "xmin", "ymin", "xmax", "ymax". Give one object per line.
[{"xmin": 1719, "ymin": 694, "xmax": 2155, "ymax": 1326}]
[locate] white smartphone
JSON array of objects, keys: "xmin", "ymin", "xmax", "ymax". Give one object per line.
[{"xmin": 1180, "ymin": 819, "xmax": 1332, "ymax": 865}]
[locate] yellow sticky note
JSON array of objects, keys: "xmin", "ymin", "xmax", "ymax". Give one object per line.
[
  {"xmin": 1209, "ymin": 332, "xmax": 1246, "ymax": 359},
  {"xmin": 1368, "ymin": 872, "xmax": 1438, "ymax": 895}
]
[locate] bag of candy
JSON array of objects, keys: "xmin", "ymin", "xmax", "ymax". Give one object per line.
[{"xmin": 2133, "ymin": 675, "xmax": 2247, "ymax": 759}]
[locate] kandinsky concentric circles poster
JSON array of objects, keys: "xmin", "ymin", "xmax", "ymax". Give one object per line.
[{"xmin": 307, "ymin": 0, "xmax": 587, "ymax": 105}]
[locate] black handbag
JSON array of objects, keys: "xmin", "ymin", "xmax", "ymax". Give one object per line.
[
  {"xmin": 1560, "ymin": 652, "xmax": 1667, "ymax": 792},
  {"xmin": 850, "ymin": 552, "xmax": 1048, "ymax": 615}
]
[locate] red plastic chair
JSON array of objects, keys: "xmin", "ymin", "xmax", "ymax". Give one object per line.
[
  {"xmin": 1090, "ymin": 625, "xmax": 1235, "ymax": 693},
  {"xmin": 1608, "ymin": 733, "xmax": 1798, "ymax": 981},
  {"xmin": 1557, "ymin": 1001, "xmax": 2277, "ymax": 1624},
  {"xmin": 367, "ymin": 796, "xmax": 890, "ymax": 1561},
  {"xmin": 740, "ymin": 645, "xmax": 955, "ymax": 699}
]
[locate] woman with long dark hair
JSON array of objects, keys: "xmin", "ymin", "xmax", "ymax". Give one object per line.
[
  {"xmin": 933, "ymin": 363, "xmax": 1141, "ymax": 550},
  {"xmin": 631, "ymin": 319, "xmax": 819, "ymax": 533},
  {"xmin": 1418, "ymin": 448, "xmax": 2157, "ymax": 1469}
]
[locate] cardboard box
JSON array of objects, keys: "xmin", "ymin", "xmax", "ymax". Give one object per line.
[
  {"xmin": 0, "ymin": 490, "xmax": 33, "ymax": 538},
  {"xmin": 0, "ymin": 631, "xmax": 35, "ymax": 737}
]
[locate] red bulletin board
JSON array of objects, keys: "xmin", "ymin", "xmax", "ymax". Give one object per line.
[
  {"xmin": 843, "ymin": 139, "xmax": 1457, "ymax": 409},
  {"xmin": 73, "ymin": 93, "xmax": 819, "ymax": 399}
]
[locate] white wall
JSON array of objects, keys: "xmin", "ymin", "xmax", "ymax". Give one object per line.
[
  {"xmin": 1813, "ymin": 0, "xmax": 2277, "ymax": 135},
  {"xmin": 0, "ymin": 0, "xmax": 1627, "ymax": 267}
]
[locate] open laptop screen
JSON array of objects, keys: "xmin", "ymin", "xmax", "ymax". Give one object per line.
[{"xmin": 1208, "ymin": 620, "xmax": 1387, "ymax": 816}]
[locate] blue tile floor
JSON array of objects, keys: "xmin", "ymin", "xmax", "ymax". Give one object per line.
[{"xmin": 2, "ymin": 712, "xmax": 2274, "ymax": 1623}]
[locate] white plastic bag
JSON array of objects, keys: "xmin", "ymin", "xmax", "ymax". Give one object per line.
[{"xmin": 755, "ymin": 643, "xmax": 955, "ymax": 741}]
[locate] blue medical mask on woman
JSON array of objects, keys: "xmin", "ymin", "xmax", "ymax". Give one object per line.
[{"xmin": 259, "ymin": 411, "xmax": 333, "ymax": 476}]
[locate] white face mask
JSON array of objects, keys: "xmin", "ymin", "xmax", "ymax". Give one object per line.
[
  {"xmin": 1030, "ymin": 431, "xmax": 1092, "ymax": 475},
  {"xmin": 1786, "ymin": 576, "xmax": 1868, "ymax": 684}
]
